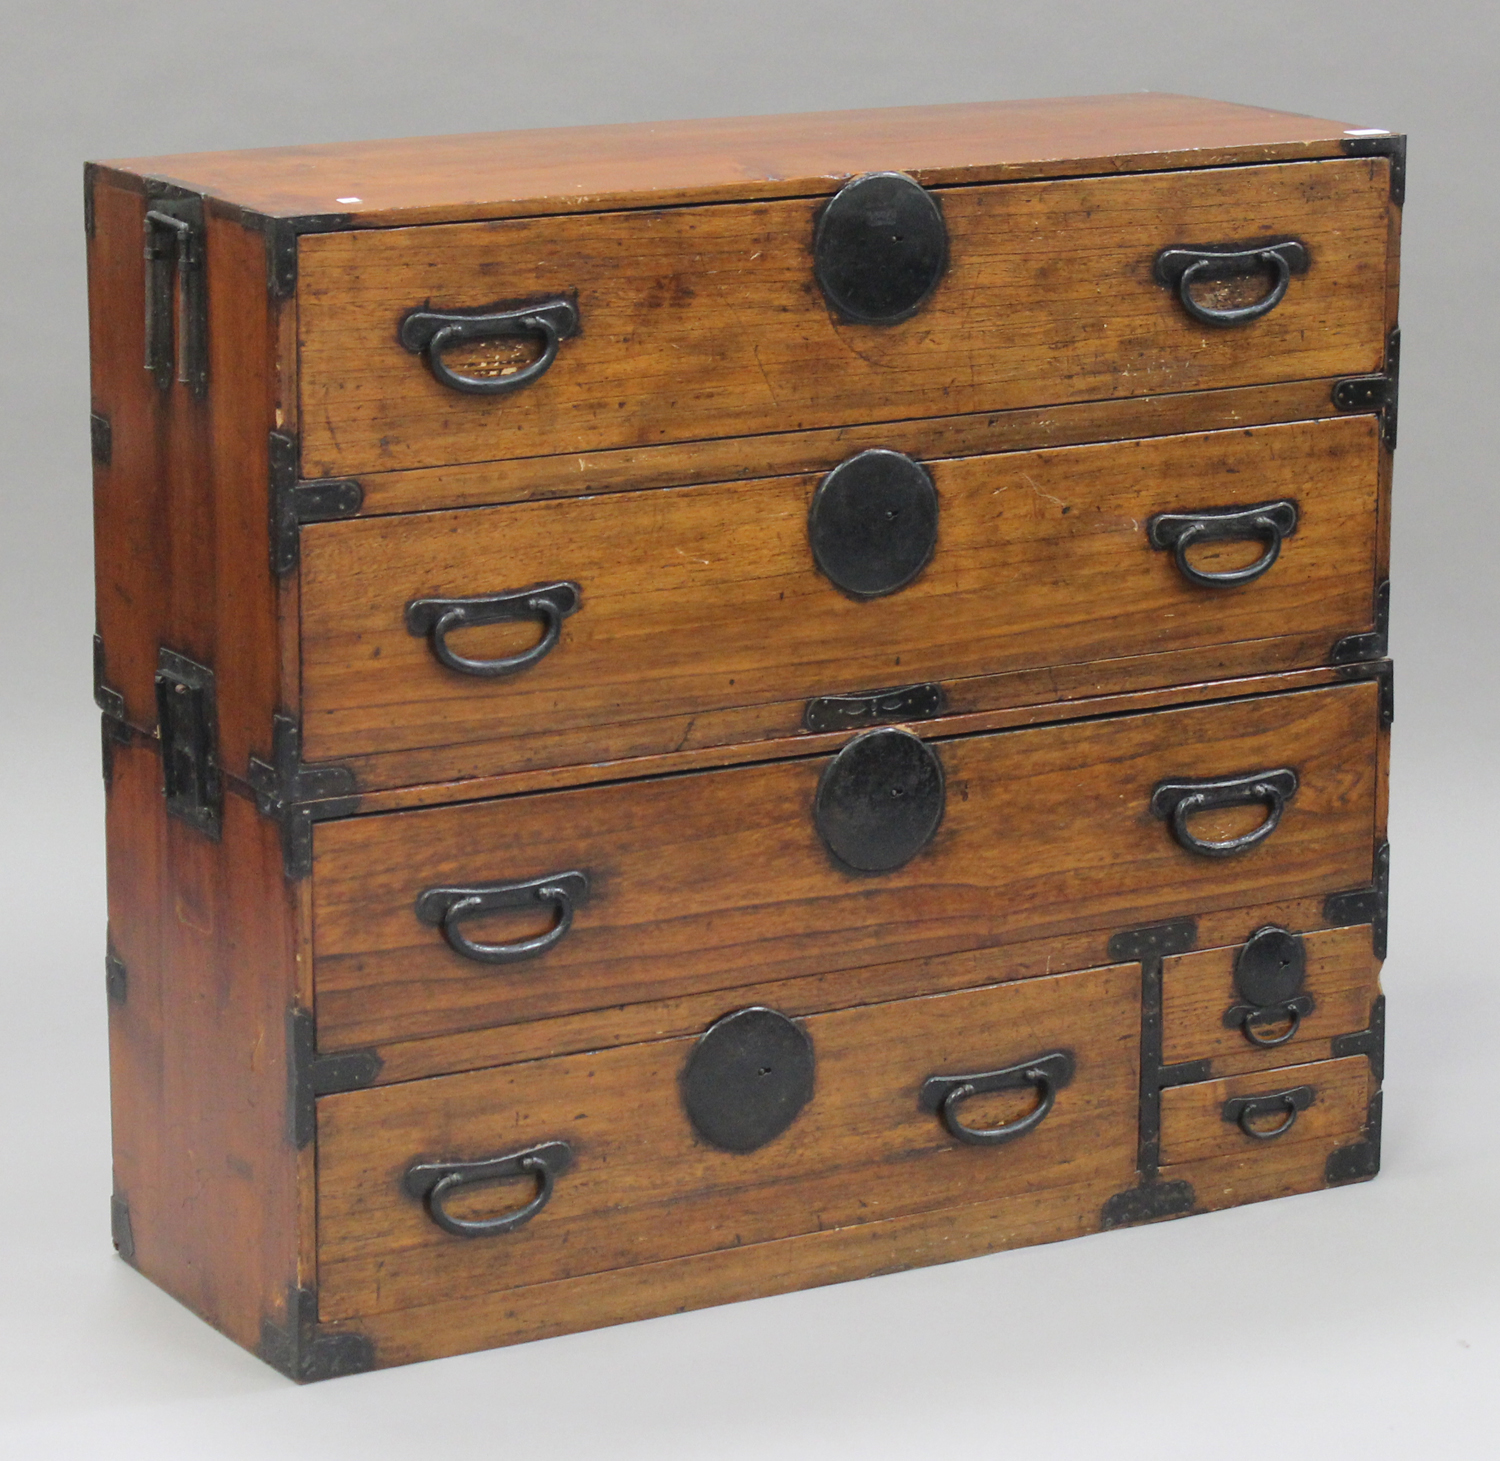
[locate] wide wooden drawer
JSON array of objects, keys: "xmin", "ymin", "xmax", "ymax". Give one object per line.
[
  {"xmin": 299, "ymin": 416, "xmax": 1380, "ymax": 784},
  {"xmin": 297, "ymin": 159, "xmax": 1390, "ymax": 477},
  {"xmin": 312, "ymin": 680, "xmax": 1379, "ymax": 1052},
  {"xmin": 1158, "ymin": 1055, "xmax": 1374, "ymax": 1165},
  {"xmin": 315, "ymin": 961, "xmax": 1140, "ymax": 1320},
  {"xmin": 1162, "ymin": 923, "xmax": 1381, "ymax": 1077}
]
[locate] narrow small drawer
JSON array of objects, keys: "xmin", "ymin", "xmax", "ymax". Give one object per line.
[
  {"xmin": 299, "ymin": 416, "xmax": 1380, "ymax": 786},
  {"xmin": 1162, "ymin": 923, "xmax": 1381, "ymax": 1074},
  {"xmin": 315, "ymin": 960, "xmax": 1140, "ymax": 1322},
  {"xmin": 1158, "ymin": 1055, "xmax": 1373, "ymax": 1166},
  {"xmin": 311, "ymin": 679, "xmax": 1380, "ymax": 1053},
  {"xmin": 297, "ymin": 160, "xmax": 1390, "ymax": 477}
]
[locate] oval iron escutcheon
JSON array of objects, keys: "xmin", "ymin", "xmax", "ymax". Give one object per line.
[
  {"xmin": 1233, "ymin": 925, "xmax": 1307, "ymax": 1009},
  {"xmin": 813, "ymin": 172, "xmax": 949, "ymax": 325},
  {"xmin": 808, "ymin": 449, "xmax": 940, "ymax": 599},
  {"xmin": 813, "ymin": 727, "xmax": 946, "ymax": 873},
  {"xmin": 681, "ymin": 1007, "xmax": 816, "ymax": 1153}
]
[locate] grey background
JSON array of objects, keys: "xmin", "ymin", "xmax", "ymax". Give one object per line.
[{"xmin": 2, "ymin": 2, "xmax": 1495, "ymax": 1454}]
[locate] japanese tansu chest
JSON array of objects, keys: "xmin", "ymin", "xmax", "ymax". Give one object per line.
[{"xmin": 89, "ymin": 94, "xmax": 1398, "ymax": 1380}]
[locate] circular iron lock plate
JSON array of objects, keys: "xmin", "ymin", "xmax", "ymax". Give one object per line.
[
  {"xmin": 1233, "ymin": 925, "xmax": 1307, "ymax": 1008},
  {"xmin": 813, "ymin": 171, "xmax": 949, "ymax": 325},
  {"xmin": 808, "ymin": 449, "xmax": 939, "ymax": 599},
  {"xmin": 681, "ymin": 1007, "xmax": 816, "ymax": 1153},
  {"xmin": 813, "ymin": 727, "xmax": 945, "ymax": 872}
]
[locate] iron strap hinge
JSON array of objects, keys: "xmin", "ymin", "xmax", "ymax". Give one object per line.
[
  {"xmin": 248, "ymin": 713, "xmax": 359, "ymax": 879},
  {"xmin": 269, "ymin": 431, "xmax": 363, "ymax": 575},
  {"xmin": 142, "ymin": 182, "xmax": 208, "ymax": 398}
]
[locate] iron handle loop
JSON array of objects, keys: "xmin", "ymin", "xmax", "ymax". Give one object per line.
[
  {"xmin": 1179, "ymin": 250, "xmax": 1289, "ymax": 325},
  {"xmin": 919, "ymin": 1050, "xmax": 1075, "ymax": 1147},
  {"xmin": 416, "ymin": 871, "xmax": 589, "ymax": 965},
  {"xmin": 1153, "ymin": 240, "xmax": 1308, "ymax": 328},
  {"xmin": 1147, "ymin": 501, "xmax": 1299, "ymax": 590},
  {"xmin": 1150, "ymin": 768, "xmax": 1299, "ymax": 859},
  {"xmin": 399, "ymin": 298, "xmax": 580, "ymax": 395},
  {"xmin": 406, "ymin": 581, "xmax": 580, "ymax": 678},
  {"xmin": 1225, "ymin": 994, "xmax": 1316, "ymax": 1049},
  {"xmin": 1222, "ymin": 1086, "xmax": 1315, "ymax": 1142},
  {"xmin": 404, "ymin": 1141, "xmax": 573, "ymax": 1238}
]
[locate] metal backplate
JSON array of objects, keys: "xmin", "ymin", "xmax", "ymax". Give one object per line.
[
  {"xmin": 681, "ymin": 1007, "xmax": 816, "ymax": 1153},
  {"xmin": 1233, "ymin": 925, "xmax": 1307, "ymax": 1008},
  {"xmin": 813, "ymin": 172, "xmax": 948, "ymax": 325},
  {"xmin": 808, "ymin": 449, "xmax": 939, "ymax": 599},
  {"xmin": 813, "ymin": 727, "xmax": 945, "ymax": 872}
]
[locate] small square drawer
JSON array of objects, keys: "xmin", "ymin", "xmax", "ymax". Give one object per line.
[
  {"xmin": 1162, "ymin": 923, "xmax": 1381, "ymax": 1077},
  {"xmin": 314, "ymin": 960, "xmax": 1140, "ymax": 1323},
  {"xmin": 1158, "ymin": 1055, "xmax": 1375, "ymax": 1166}
]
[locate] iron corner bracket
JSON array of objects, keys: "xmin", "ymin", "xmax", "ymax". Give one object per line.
[
  {"xmin": 1340, "ymin": 132, "xmax": 1407, "ymax": 207},
  {"xmin": 249, "ymin": 714, "xmax": 359, "ymax": 879},
  {"xmin": 111, "ymin": 1192, "xmax": 137, "ymax": 1265},
  {"xmin": 1331, "ymin": 579, "xmax": 1391, "ymax": 666},
  {"xmin": 1326, "ymin": 1089, "xmax": 1384, "ymax": 1186},
  {"xmin": 1324, "ymin": 840, "xmax": 1391, "ymax": 961},
  {"xmin": 1332, "ymin": 326, "xmax": 1400, "ymax": 450},
  {"xmin": 287, "ymin": 1007, "xmax": 382, "ymax": 1149},
  {"xmin": 216, "ymin": 206, "xmax": 353, "ymax": 300},
  {"xmin": 93, "ymin": 634, "xmax": 126, "ymax": 724},
  {"xmin": 91, "ymin": 410, "xmax": 112, "ymax": 466},
  {"xmin": 1100, "ymin": 1179, "xmax": 1196, "ymax": 1230},
  {"xmin": 269, "ymin": 430, "xmax": 363, "ymax": 575},
  {"xmin": 106, "ymin": 940, "xmax": 128, "ymax": 1005},
  {"xmin": 259, "ymin": 1284, "xmax": 375, "ymax": 1384},
  {"xmin": 84, "ymin": 161, "xmax": 99, "ymax": 239},
  {"xmin": 1335, "ymin": 656, "xmax": 1393, "ymax": 730},
  {"xmin": 1331, "ymin": 993, "xmax": 1387, "ymax": 1084}
]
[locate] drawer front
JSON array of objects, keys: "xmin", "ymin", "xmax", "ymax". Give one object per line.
[
  {"xmin": 300, "ymin": 417, "xmax": 1380, "ymax": 780},
  {"xmin": 1162, "ymin": 923, "xmax": 1380, "ymax": 1073},
  {"xmin": 312, "ymin": 680, "xmax": 1379, "ymax": 1051},
  {"xmin": 297, "ymin": 160, "xmax": 1390, "ymax": 477},
  {"xmin": 1158, "ymin": 1055, "xmax": 1373, "ymax": 1165},
  {"xmin": 316, "ymin": 961, "xmax": 1140, "ymax": 1320}
]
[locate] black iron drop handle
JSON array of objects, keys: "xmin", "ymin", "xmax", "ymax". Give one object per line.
[
  {"xmin": 1223, "ymin": 993, "xmax": 1317, "ymax": 1048},
  {"xmin": 1148, "ymin": 500, "xmax": 1299, "ymax": 589},
  {"xmin": 399, "ymin": 297, "xmax": 580, "ymax": 395},
  {"xmin": 919, "ymin": 1050, "xmax": 1075, "ymax": 1146},
  {"xmin": 406, "ymin": 581, "xmax": 580, "ymax": 678},
  {"xmin": 416, "ymin": 871, "xmax": 589, "ymax": 965},
  {"xmin": 1153, "ymin": 240, "xmax": 1309, "ymax": 327},
  {"xmin": 1222, "ymin": 1086, "xmax": 1315, "ymax": 1141},
  {"xmin": 404, "ymin": 1140, "xmax": 573, "ymax": 1237},
  {"xmin": 1151, "ymin": 768, "xmax": 1299, "ymax": 859}
]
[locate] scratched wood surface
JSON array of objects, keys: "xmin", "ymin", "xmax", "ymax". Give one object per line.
[
  {"xmin": 299, "ymin": 417, "xmax": 1379, "ymax": 781},
  {"xmin": 1158, "ymin": 1054, "xmax": 1372, "ymax": 1165},
  {"xmin": 1162, "ymin": 923, "xmax": 1380, "ymax": 1076},
  {"xmin": 311, "ymin": 680, "xmax": 1378, "ymax": 1052},
  {"xmin": 98, "ymin": 93, "xmax": 1374, "ymax": 227},
  {"xmin": 296, "ymin": 160, "xmax": 1390, "ymax": 476},
  {"xmin": 316, "ymin": 961, "xmax": 1139, "ymax": 1319}
]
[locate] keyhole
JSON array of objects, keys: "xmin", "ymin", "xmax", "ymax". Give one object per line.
[
  {"xmin": 890, "ymin": 785, "xmax": 906, "ymax": 798},
  {"xmin": 885, "ymin": 507, "xmax": 900, "ymax": 522},
  {"xmin": 758, "ymin": 1066, "xmax": 773, "ymax": 1077}
]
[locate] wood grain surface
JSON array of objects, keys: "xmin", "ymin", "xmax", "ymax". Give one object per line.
[
  {"xmin": 297, "ymin": 160, "xmax": 1389, "ymax": 476},
  {"xmin": 1162, "ymin": 923, "xmax": 1380, "ymax": 1074},
  {"xmin": 311, "ymin": 680, "xmax": 1378, "ymax": 1051},
  {"xmin": 98, "ymin": 94, "xmax": 1373, "ymax": 227},
  {"xmin": 362, "ymin": 894, "xmax": 1361, "ymax": 1085},
  {"xmin": 105, "ymin": 744, "xmax": 305, "ymax": 1355},
  {"xmin": 316, "ymin": 961, "xmax": 1139, "ymax": 1319},
  {"xmin": 1158, "ymin": 1055, "xmax": 1372, "ymax": 1165},
  {"xmin": 347, "ymin": 378, "xmax": 1356, "ymax": 517},
  {"xmin": 299, "ymin": 417, "xmax": 1380, "ymax": 779}
]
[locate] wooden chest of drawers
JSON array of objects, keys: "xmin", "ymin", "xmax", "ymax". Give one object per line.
[{"xmin": 88, "ymin": 93, "xmax": 1399, "ymax": 1380}]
